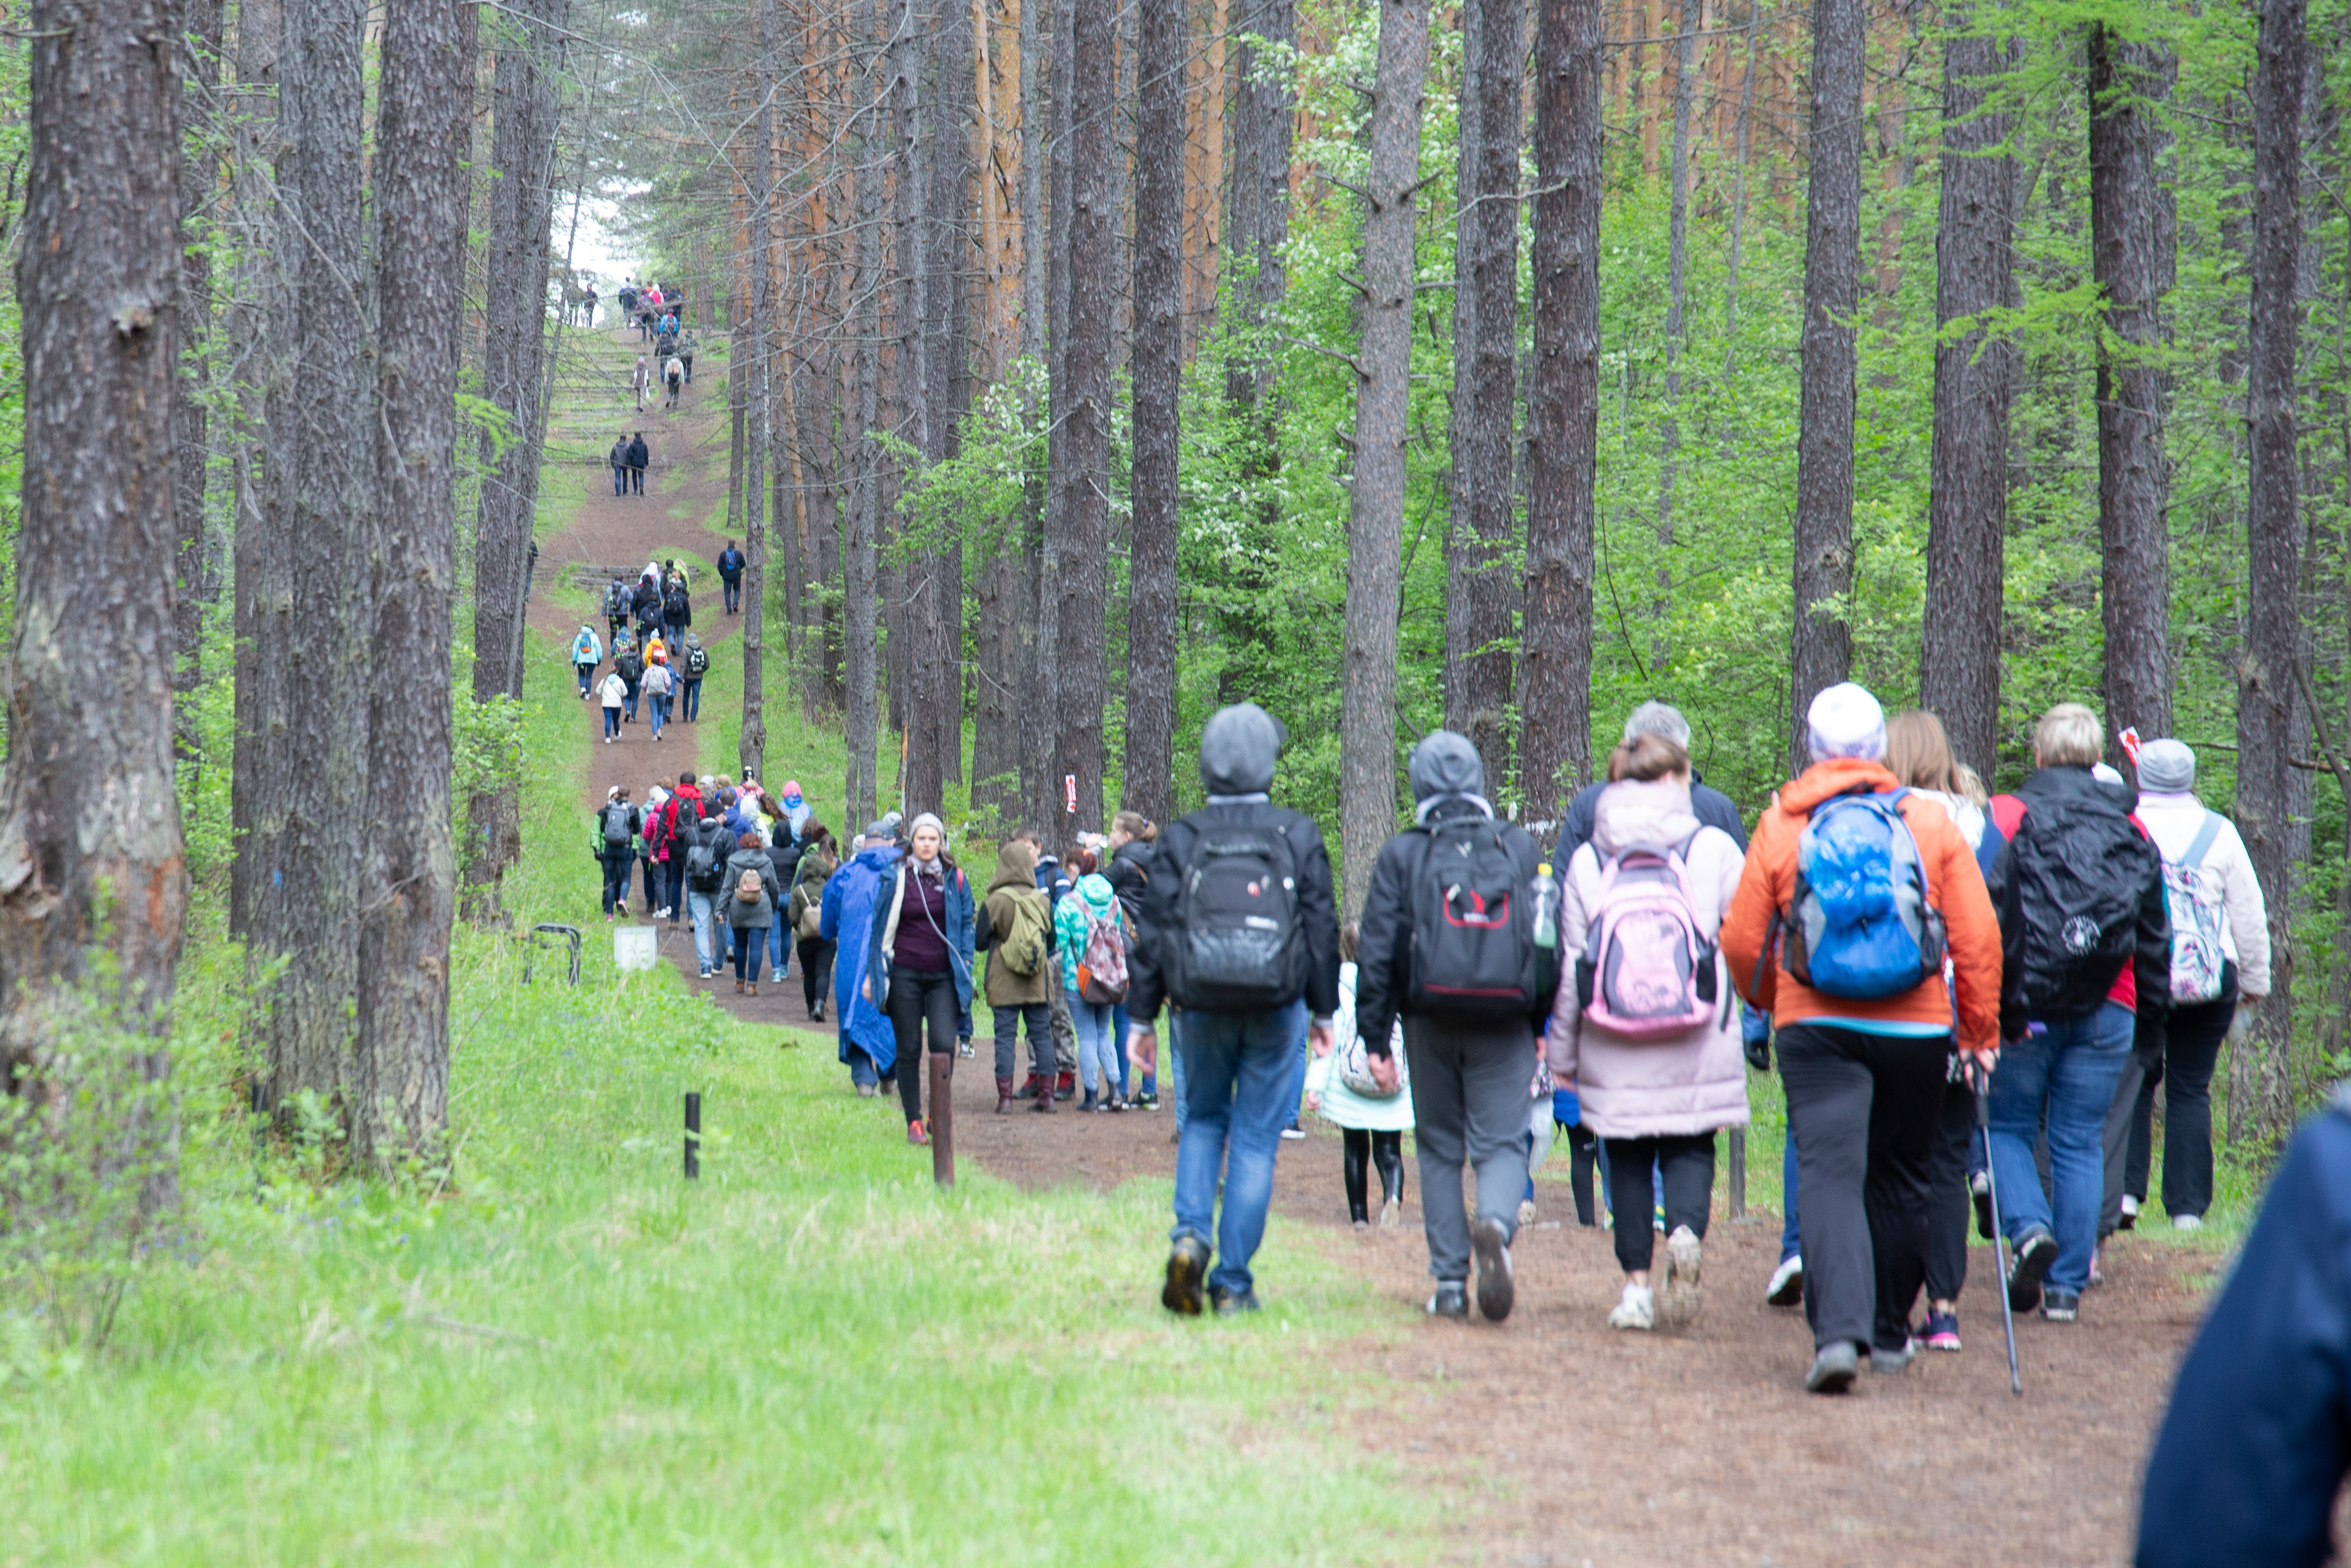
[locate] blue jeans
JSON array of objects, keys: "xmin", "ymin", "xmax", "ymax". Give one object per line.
[
  {"xmin": 576, "ymin": 662, "xmax": 595, "ymax": 696},
  {"xmin": 648, "ymin": 691, "xmax": 670, "ymax": 739},
  {"xmin": 769, "ymin": 918, "xmax": 789, "ymax": 977},
  {"xmin": 682, "ymin": 677, "xmax": 702, "ymax": 721},
  {"xmin": 1169, "ymin": 1013, "xmax": 1187, "ymax": 1132},
  {"xmin": 1112, "ymin": 1002, "xmax": 1131, "ymax": 1096},
  {"xmin": 622, "ymin": 683, "xmax": 639, "ymax": 722},
  {"xmin": 612, "ymin": 465, "xmax": 625, "ymax": 496},
  {"xmin": 1170, "ymin": 1001, "xmax": 1309, "ymax": 1297},
  {"xmin": 1988, "ymin": 1002, "xmax": 2133, "ymax": 1295},
  {"xmin": 1069, "ymin": 987, "xmax": 1116, "ymax": 1097},
  {"xmin": 689, "ymin": 888, "xmax": 720, "ymax": 972},
  {"xmin": 603, "ymin": 706, "xmax": 621, "ymax": 738},
  {"xmin": 724, "ymin": 578, "xmax": 741, "ymax": 613},
  {"xmin": 1781, "ymin": 1132, "xmax": 1802, "ymax": 1264}
]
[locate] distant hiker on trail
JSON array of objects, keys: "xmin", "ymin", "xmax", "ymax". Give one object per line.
[
  {"xmin": 631, "ymin": 572, "xmax": 660, "ymax": 639},
  {"xmin": 1354, "ymin": 730, "xmax": 1549, "ymax": 1324},
  {"xmin": 663, "ymin": 575, "xmax": 691, "ymax": 644},
  {"xmin": 790, "ymin": 824, "xmax": 838, "ymax": 1021},
  {"xmin": 1055, "ymin": 851, "xmax": 1127, "ymax": 1113},
  {"xmin": 1550, "ymin": 730, "xmax": 1749, "ymax": 1334},
  {"xmin": 678, "ymin": 327, "xmax": 697, "ymax": 385},
  {"xmin": 1723, "ymin": 681, "xmax": 2001, "ymax": 1395},
  {"xmin": 2105, "ymin": 738, "xmax": 2268, "ymax": 1238},
  {"xmin": 609, "ymin": 435, "xmax": 629, "ymax": 497},
  {"xmin": 720, "ymin": 830, "xmax": 785, "ymax": 997},
  {"xmin": 1127, "ymin": 703, "xmax": 1341, "ymax": 1316},
  {"xmin": 597, "ymin": 786, "xmax": 638, "ymax": 916},
  {"xmin": 626, "ymin": 432, "xmax": 649, "ymax": 495},
  {"xmin": 1303, "ymin": 922, "xmax": 1411, "ymax": 1229},
  {"xmin": 612, "ymin": 641, "xmax": 644, "ymax": 725},
  {"xmin": 685, "ymin": 790, "xmax": 735, "ymax": 979},
  {"xmin": 663, "ymin": 354, "xmax": 683, "ymax": 410},
  {"xmin": 605, "ymin": 576, "xmax": 630, "ymax": 645},
  {"xmin": 865, "ymin": 814, "xmax": 976, "ymax": 1146},
  {"xmin": 975, "ymin": 836, "xmax": 1057, "ymax": 1115},
  {"xmin": 633, "ymin": 354, "xmax": 651, "ymax": 413},
  {"xmin": 1015, "ymin": 824, "xmax": 1081, "ymax": 1106},
  {"xmin": 679, "ymin": 633, "xmax": 708, "ymax": 723},
  {"xmin": 617, "ymin": 281, "xmax": 637, "ymax": 324},
  {"xmin": 641, "ymin": 656, "xmax": 674, "ymax": 744},
  {"xmin": 641, "ymin": 783, "xmax": 680, "ymax": 921},
  {"xmin": 763, "ymin": 808, "xmax": 801, "ymax": 988},
  {"xmin": 1983, "ymin": 703, "xmax": 2169, "ymax": 1329},
  {"xmin": 822, "ymin": 821, "xmax": 905, "ymax": 1095},
  {"xmin": 598, "ymin": 667, "xmax": 626, "ymax": 744},
  {"xmin": 570, "ymin": 625, "xmax": 602, "ymax": 699},
  {"xmin": 718, "ymin": 540, "xmax": 745, "ymax": 614}
]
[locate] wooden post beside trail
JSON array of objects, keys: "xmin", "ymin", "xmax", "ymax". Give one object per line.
[
  {"xmin": 685, "ymin": 1092, "xmax": 702, "ymax": 1180},
  {"xmin": 928, "ymin": 1055, "xmax": 954, "ymax": 1187}
]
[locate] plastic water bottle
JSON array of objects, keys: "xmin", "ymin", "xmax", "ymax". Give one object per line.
[{"xmin": 1531, "ymin": 862, "xmax": 1558, "ymax": 948}]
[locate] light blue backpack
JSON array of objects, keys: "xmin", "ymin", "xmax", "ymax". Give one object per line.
[{"xmin": 1783, "ymin": 790, "xmax": 1945, "ymax": 999}]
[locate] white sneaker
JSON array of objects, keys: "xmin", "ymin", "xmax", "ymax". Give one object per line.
[
  {"xmin": 773, "ymin": 969, "xmax": 786, "ymax": 985},
  {"xmin": 1658, "ymin": 1225, "xmax": 1704, "ymax": 1328},
  {"xmin": 1517, "ymin": 1198, "xmax": 1538, "ymax": 1229},
  {"xmin": 1607, "ymin": 1282, "xmax": 1655, "ymax": 1331},
  {"xmin": 1378, "ymin": 1195, "xmax": 1402, "ymax": 1229},
  {"xmin": 1766, "ymin": 1254, "xmax": 1805, "ymax": 1308},
  {"xmin": 2173, "ymin": 1213, "xmax": 2204, "ymax": 1232}
]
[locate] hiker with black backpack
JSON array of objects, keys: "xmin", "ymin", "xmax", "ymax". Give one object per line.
[
  {"xmin": 718, "ymin": 540, "xmax": 745, "ymax": 614},
  {"xmin": 975, "ymin": 836, "xmax": 1057, "ymax": 1113},
  {"xmin": 677, "ymin": 633, "xmax": 708, "ymax": 723},
  {"xmin": 1353, "ymin": 731, "xmax": 1551, "ymax": 1324},
  {"xmin": 863, "ymin": 814, "xmax": 977, "ymax": 1146},
  {"xmin": 1981, "ymin": 704, "xmax": 2170, "ymax": 1326},
  {"xmin": 596, "ymin": 786, "xmax": 640, "ymax": 919},
  {"xmin": 1055, "ymin": 852, "xmax": 1129, "ymax": 1112},
  {"xmin": 684, "ymin": 790, "xmax": 732, "ymax": 979},
  {"xmin": 1127, "ymin": 703, "xmax": 1341, "ymax": 1316},
  {"xmin": 662, "ymin": 575, "xmax": 691, "ymax": 646},
  {"xmin": 2106, "ymin": 738, "xmax": 2268, "ymax": 1234},
  {"xmin": 719, "ymin": 829, "xmax": 785, "ymax": 995},
  {"xmin": 612, "ymin": 640, "xmax": 644, "ymax": 726},
  {"xmin": 1550, "ymin": 731, "xmax": 1750, "ymax": 1332},
  {"xmin": 790, "ymin": 824, "xmax": 838, "ymax": 1020},
  {"xmin": 1723, "ymin": 683, "xmax": 2002, "ymax": 1393}
]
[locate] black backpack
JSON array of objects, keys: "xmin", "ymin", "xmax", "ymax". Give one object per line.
[
  {"xmin": 1406, "ymin": 814, "xmax": 1542, "ymax": 1017},
  {"xmin": 1166, "ymin": 819, "xmax": 1305, "ymax": 1012},
  {"xmin": 664, "ymin": 585, "xmax": 688, "ymax": 621},
  {"xmin": 686, "ymin": 822, "xmax": 724, "ymax": 895},
  {"xmin": 605, "ymin": 581, "xmax": 628, "ymax": 618},
  {"xmin": 1997, "ymin": 784, "xmax": 2161, "ymax": 1019},
  {"xmin": 683, "ymin": 644, "xmax": 708, "ymax": 677},
  {"xmin": 600, "ymin": 801, "xmax": 634, "ymax": 845},
  {"xmin": 614, "ymin": 650, "xmax": 643, "ymax": 683}
]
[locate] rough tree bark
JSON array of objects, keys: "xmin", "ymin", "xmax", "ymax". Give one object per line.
[
  {"xmin": 2235, "ymin": 0, "xmax": 2305, "ymax": 1150},
  {"xmin": 1652, "ymin": 0, "xmax": 1692, "ymax": 674},
  {"xmin": 1340, "ymin": 0, "xmax": 1429, "ymax": 916},
  {"xmin": 172, "ymin": 0, "xmax": 224, "ymax": 761},
  {"xmin": 465, "ymin": 0, "xmax": 567, "ymax": 912},
  {"xmin": 1521, "ymin": 0, "xmax": 1600, "ymax": 830},
  {"xmin": 2089, "ymin": 24, "xmax": 2176, "ymax": 763},
  {"xmin": 1123, "ymin": 0, "xmax": 1182, "ymax": 825},
  {"xmin": 925, "ymin": 0, "xmax": 971, "ymax": 789},
  {"xmin": 1919, "ymin": 14, "xmax": 2017, "ymax": 782},
  {"xmin": 1048, "ymin": 0, "xmax": 1112, "ymax": 834},
  {"xmin": 1, "ymin": 0, "xmax": 190, "ymax": 1106},
  {"xmin": 846, "ymin": 9, "xmax": 885, "ymax": 826},
  {"xmin": 1446, "ymin": 0, "xmax": 1521, "ymax": 785},
  {"xmin": 742, "ymin": 0, "xmax": 778, "ymax": 783},
  {"xmin": 1721, "ymin": 0, "xmax": 1756, "ymax": 375},
  {"xmin": 1029, "ymin": 0, "xmax": 1077, "ymax": 832},
  {"xmin": 1013, "ymin": 0, "xmax": 1051, "ymax": 824},
  {"xmin": 244, "ymin": 0, "xmax": 371, "ymax": 1115},
  {"xmin": 356, "ymin": 0, "xmax": 475, "ymax": 1167},
  {"xmin": 222, "ymin": 0, "xmax": 274, "ymax": 931},
  {"xmin": 1789, "ymin": 0, "xmax": 1863, "ymax": 772}
]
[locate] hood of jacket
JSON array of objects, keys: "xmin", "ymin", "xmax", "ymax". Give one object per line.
[
  {"xmin": 1199, "ymin": 702, "xmax": 1283, "ymax": 795},
  {"xmin": 852, "ymin": 843, "xmax": 903, "ymax": 875},
  {"xmin": 1590, "ymin": 777, "xmax": 1702, "ymax": 858},
  {"xmin": 1779, "ymin": 756, "xmax": 1902, "ymax": 816},
  {"xmin": 723, "ymin": 846, "xmax": 772, "ymax": 875},
  {"xmin": 1072, "ymin": 872, "xmax": 1116, "ymax": 918},
  {"xmin": 1408, "ymin": 730, "xmax": 1485, "ymax": 802},
  {"xmin": 990, "ymin": 840, "xmax": 1038, "ymax": 895}
]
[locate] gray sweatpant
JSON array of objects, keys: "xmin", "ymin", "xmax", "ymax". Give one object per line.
[{"xmin": 1404, "ymin": 1014, "xmax": 1536, "ymax": 1283}]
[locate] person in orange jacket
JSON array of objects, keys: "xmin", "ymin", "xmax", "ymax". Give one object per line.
[{"xmin": 1722, "ymin": 682, "xmax": 2001, "ymax": 1394}]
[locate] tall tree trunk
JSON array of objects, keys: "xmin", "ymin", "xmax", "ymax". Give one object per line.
[
  {"xmin": 173, "ymin": 0, "xmax": 224, "ymax": 762},
  {"xmin": 927, "ymin": 0, "xmax": 973, "ymax": 789},
  {"xmin": 1652, "ymin": 0, "xmax": 1693, "ymax": 674},
  {"xmin": 742, "ymin": 0, "xmax": 777, "ymax": 782},
  {"xmin": 2236, "ymin": 0, "xmax": 2306, "ymax": 1150},
  {"xmin": 223, "ymin": 0, "xmax": 276, "ymax": 944},
  {"xmin": 847, "ymin": 10, "xmax": 886, "ymax": 826},
  {"xmin": 1789, "ymin": 0, "xmax": 1863, "ymax": 771},
  {"xmin": 895, "ymin": 0, "xmax": 945, "ymax": 817},
  {"xmin": 1446, "ymin": 0, "xmax": 1521, "ymax": 785},
  {"xmin": 1721, "ymin": 0, "xmax": 1757, "ymax": 375},
  {"xmin": 1919, "ymin": 14, "xmax": 2017, "ymax": 782},
  {"xmin": 357, "ymin": 0, "xmax": 474, "ymax": 1167},
  {"xmin": 1031, "ymin": 0, "xmax": 1077, "ymax": 832},
  {"xmin": 2, "ymin": 0, "xmax": 189, "ymax": 1131},
  {"xmin": 2090, "ymin": 24, "xmax": 2176, "ymax": 765},
  {"xmin": 1341, "ymin": 0, "xmax": 1429, "ymax": 916},
  {"xmin": 1521, "ymin": 0, "xmax": 1600, "ymax": 829},
  {"xmin": 1124, "ymin": 0, "xmax": 1182, "ymax": 825},
  {"xmin": 1013, "ymin": 0, "xmax": 1051, "ymax": 825},
  {"xmin": 465, "ymin": 0, "xmax": 567, "ymax": 914},
  {"xmin": 1050, "ymin": 0, "xmax": 1113, "ymax": 834},
  {"xmin": 246, "ymin": 0, "xmax": 371, "ymax": 1116}
]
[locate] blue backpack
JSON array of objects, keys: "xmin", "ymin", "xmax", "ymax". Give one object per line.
[{"xmin": 1782, "ymin": 790, "xmax": 1945, "ymax": 999}]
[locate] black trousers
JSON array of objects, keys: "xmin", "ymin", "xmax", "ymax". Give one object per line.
[
  {"xmin": 887, "ymin": 967, "xmax": 959, "ymax": 1124},
  {"xmin": 1564, "ymin": 1123, "xmax": 1601, "ymax": 1226},
  {"xmin": 1925, "ymin": 1073, "xmax": 1976, "ymax": 1304},
  {"xmin": 1341, "ymin": 1128, "xmax": 1405, "ymax": 1224},
  {"xmin": 2125, "ymin": 966, "xmax": 2239, "ymax": 1221},
  {"xmin": 798, "ymin": 936, "xmax": 836, "ymax": 1013},
  {"xmin": 601, "ymin": 847, "xmax": 633, "ymax": 914},
  {"xmin": 1604, "ymin": 1133, "xmax": 1716, "ymax": 1273},
  {"xmin": 1778, "ymin": 1023, "xmax": 1948, "ymax": 1353},
  {"xmin": 628, "ymin": 464, "xmax": 645, "ymax": 494}
]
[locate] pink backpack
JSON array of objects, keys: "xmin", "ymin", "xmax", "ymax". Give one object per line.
[{"xmin": 1574, "ymin": 832, "xmax": 1722, "ymax": 1039}]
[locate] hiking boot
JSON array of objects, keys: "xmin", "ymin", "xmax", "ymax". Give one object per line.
[
  {"xmin": 1471, "ymin": 1215, "xmax": 1515, "ymax": 1323},
  {"xmin": 1030, "ymin": 1082, "xmax": 1056, "ymax": 1114},
  {"xmin": 1135, "ymin": 1089, "xmax": 1159, "ymax": 1110},
  {"xmin": 906, "ymin": 1119, "xmax": 929, "ymax": 1146},
  {"xmin": 1378, "ymin": 1196, "xmax": 1402, "ymax": 1230},
  {"xmin": 747, "ymin": 982, "xmax": 758, "ymax": 998},
  {"xmin": 1080, "ymin": 1089, "xmax": 1098, "ymax": 1112},
  {"xmin": 1020, "ymin": 1072, "xmax": 1041, "ymax": 1098},
  {"xmin": 1658, "ymin": 1225, "xmax": 1703, "ymax": 1328},
  {"xmin": 994, "ymin": 1077, "xmax": 1016, "ymax": 1115},
  {"xmin": 2117, "ymin": 1193, "xmax": 2140, "ymax": 1232},
  {"xmin": 855, "ymin": 1082, "xmax": 877, "ymax": 1099},
  {"xmin": 810, "ymin": 1001, "xmax": 825, "ymax": 1022},
  {"xmin": 1426, "ymin": 1281, "xmax": 1469, "ymax": 1320},
  {"xmin": 1606, "ymin": 1282, "xmax": 1655, "ymax": 1331},
  {"xmin": 734, "ymin": 979, "xmax": 745, "ymax": 995},
  {"xmin": 1870, "ymin": 1337, "xmax": 1917, "ymax": 1374},
  {"xmin": 1921, "ymin": 1310, "xmax": 1962, "ymax": 1352},
  {"xmin": 1766, "ymin": 1255, "xmax": 1805, "ymax": 1308},
  {"xmin": 1972, "ymin": 1172, "xmax": 1995, "ymax": 1240},
  {"xmin": 1210, "ymin": 1285, "xmax": 1260, "ymax": 1315},
  {"xmin": 1805, "ymin": 1342, "xmax": 1860, "ymax": 1395},
  {"xmin": 1055, "ymin": 1072, "xmax": 1075, "ymax": 1101},
  {"xmin": 1163, "ymin": 1236, "xmax": 1210, "ymax": 1316},
  {"xmin": 2006, "ymin": 1225, "xmax": 2058, "ymax": 1312},
  {"xmin": 2040, "ymin": 1288, "xmax": 2080, "ymax": 1323}
]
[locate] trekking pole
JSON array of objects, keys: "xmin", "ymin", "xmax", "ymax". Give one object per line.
[
  {"xmin": 929, "ymin": 1053, "xmax": 955, "ymax": 1188},
  {"xmin": 1969, "ymin": 1061, "xmax": 2021, "ymax": 1397}
]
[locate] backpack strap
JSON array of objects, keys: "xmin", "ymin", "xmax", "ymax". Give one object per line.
[{"xmin": 2177, "ymin": 810, "xmax": 2223, "ymax": 873}]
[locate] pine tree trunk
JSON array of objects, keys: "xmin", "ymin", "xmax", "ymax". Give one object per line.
[
  {"xmin": 465, "ymin": 0, "xmax": 567, "ymax": 914},
  {"xmin": 1521, "ymin": 0, "xmax": 1600, "ymax": 830},
  {"xmin": 2235, "ymin": 0, "xmax": 2306, "ymax": 1150},
  {"xmin": 1013, "ymin": 0, "xmax": 1050, "ymax": 825},
  {"xmin": 246, "ymin": 0, "xmax": 371, "ymax": 1116},
  {"xmin": 1652, "ymin": 0, "xmax": 1692, "ymax": 675},
  {"xmin": 742, "ymin": 0, "xmax": 778, "ymax": 783},
  {"xmin": 1030, "ymin": 0, "xmax": 1076, "ymax": 832},
  {"xmin": 1445, "ymin": 0, "xmax": 1521, "ymax": 785},
  {"xmin": 172, "ymin": 0, "xmax": 224, "ymax": 763},
  {"xmin": 1340, "ymin": 0, "xmax": 1429, "ymax": 917},
  {"xmin": 847, "ymin": 7, "xmax": 887, "ymax": 826},
  {"xmin": 894, "ymin": 0, "xmax": 941, "ymax": 814},
  {"xmin": 1124, "ymin": 0, "xmax": 1182, "ymax": 826},
  {"xmin": 2089, "ymin": 24, "xmax": 2176, "ymax": 762},
  {"xmin": 928, "ymin": 0, "xmax": 973, "ymax": 789},
  {"xmin": 1224, "ymin": 0, "xmax": 1294, "ymax": 410},
  {"xmin": 1789, "ymin": 0, "xmax": 1863, "ymax": 771},
  {"xmin": 1, "ymin": 0, "xmax": 190, "ymax": 1108},
  {"xmin": 223, "ymin": 0, "xmax": 275, "ymax": 947},
  {"xmin": 1721, "ymin": 0, "xmax": 1756, "ymax": 375},
  {"xmin": 355, "ymin": 0, "xmax": 473, "ymax": 1167},
  {"xmin": 1919, "ymin": 17, "xmax": 2017, "ymax": 782}
]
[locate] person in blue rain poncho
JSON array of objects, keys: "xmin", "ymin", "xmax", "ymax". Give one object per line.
[{"xmin": 821, "ymin": 822, "xmax": 904, "ymax": 1093}]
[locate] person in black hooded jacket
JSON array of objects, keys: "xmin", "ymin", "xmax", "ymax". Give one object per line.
[
  {"xmin": 1127, "ymin": 703, "xmax": 1339, "ymax": 1316},
  {"xmin": 1353, "ymin": 730, "xmax": 1550, "ymax": 1324}
]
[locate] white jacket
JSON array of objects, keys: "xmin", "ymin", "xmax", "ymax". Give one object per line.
[
  {"xmin": 599, "ymin": 672, "xmax": 626, "ymax": 708},
  {"xmin": 1303, "ymin": 963, "xmax": 1414, "ymax": 1132},
  {"xmin": 2134, "ymin": 791, "xmax": 2271, "ymax": 998}
]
